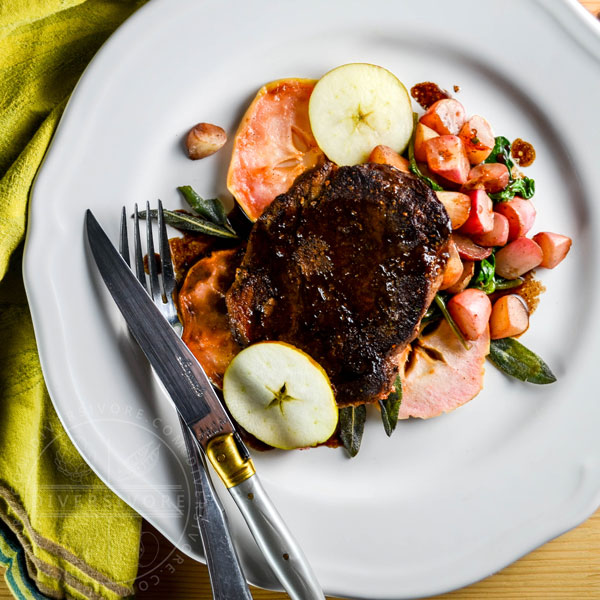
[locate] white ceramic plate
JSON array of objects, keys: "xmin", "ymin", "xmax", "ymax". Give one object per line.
[{"xmin": 24, "ymin": 1, "xmax": 600, "ymax": 598}]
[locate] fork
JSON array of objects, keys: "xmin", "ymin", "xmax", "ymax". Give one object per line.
[{"xmin": 120, "ymin": 201, "xmax": 252, "ymax": 600}]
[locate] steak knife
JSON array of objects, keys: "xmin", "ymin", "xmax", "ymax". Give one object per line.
[{"xmin": 85, "ymin": 210, "xmax": 324, "ymax": 600}]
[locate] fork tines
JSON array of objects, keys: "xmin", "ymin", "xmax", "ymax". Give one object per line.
[{"xmin": 119, "ymin": 202, "xmax": 178, "ymax": 318}]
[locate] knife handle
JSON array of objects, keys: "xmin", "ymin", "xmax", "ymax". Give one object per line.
[
  {"xmin": 229, "ymin": 474, "xmax": 325, "ymax": 600},
  {"xmin": 182, "ymin": 425, "xmax": 252, "ymax": 600},
  {"xmin": 205, "ymin": 434, "xmax": 324, "ymax": 600}
]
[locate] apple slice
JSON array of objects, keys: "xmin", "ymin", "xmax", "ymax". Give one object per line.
[
  {"xmin": 223, "ymin": 342, "xmax": 338, "ymax": 450},
  {"xmin": 308, "ymin": 63, "xmax": 413, "ymax": 166}
]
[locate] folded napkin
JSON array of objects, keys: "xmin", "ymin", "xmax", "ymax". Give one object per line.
[{"xmin": 0, "ymin": 1, "xmax": 148, "ymax": 598}]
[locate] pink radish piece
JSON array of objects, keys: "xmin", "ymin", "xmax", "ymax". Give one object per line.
[
  {"xmin": 435, "ymin": 191, "xmax": 471, "ymax": 229},
  {"xmin": 462, "ymin": 163, "xmax": 510, "ymax": 193},
  {"xmin": 414, "ymin": 123, "xmax": 439, "ymax": 163},
  {"xmin": 424, "ymin": 135, "xmax": 470, "ymax": 184},
  {"xmin": 452, "ymin": 233, "xmax": 492, "ymax": 261},
  {"xmin": 368, "ymin": 145, "xmax": 410, "ymax": 172},
  {"xmin": 459, "ymin": 189, "xmax": 494, "ymax": 235},
  {"xmin": 419, "ymin": 98, "xmax": 467, "ymax": 135},
  {"xmin": 471, "ymin": 212, "xmax": 509, "ymax": 247},
  {"xmin": 495, "ymin": 237, "xmax": 543, "ymax": 279},
  {"xmin": 447, "ymin": 288, "xmax": 492, "ymax": 341},
  {"xmin": 531, "ymin": 232, "xmax": 572, "ymax": 268},
  {"xmin": 494, "ymin": 197, "xmax": 536, "ymax": 241},
  {"xmin": 490, "ymin": 295, "xmax": 530, "ymax": 339},
  {"xmin": 446, "ymin": 260, "xmax": 476, "ymax": 294},
  {"xmin": 459, "ymin": 115, "xmax": 495, "ymax": 164},
  {"xmin": 398, "ymin": 319, "xmax": 489, "ymax": 419},
  {"xmin": 440, "ymin": 241, "xmax": 463, "ymax": 290}
]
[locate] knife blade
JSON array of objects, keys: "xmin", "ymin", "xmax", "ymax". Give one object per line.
[{"xmin": 85, "ymin": 209, "xmax": 325, "ymax": 600}]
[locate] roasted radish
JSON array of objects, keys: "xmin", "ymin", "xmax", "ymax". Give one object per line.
[
  {"xmin": 419, "ymin": 98, "xmax": 466, "ymax": 135},
  {"xmin": 471, "ymin": 212, "xmax": 509, "ymax": 247},
  {"xmin": 368, "ymin": 145, "xmax": 410, "ymax": 172},
  {"xmin": 458, "ymin": 115, "xmax": 495, "ymax": 164},
  {"xmin": 462, "ymin": 163, "xmax": 510, "ymax": 194},
  {"xmin": 459, "ymin": 189, "xmax": 494, "ymax": 235},
  {"xmin": 424, "ymin": 135, "xmax": 470, "ymax": 184},
  {"xmin": 532, "ymin": 232, "xmax": 572, "ymax": 268},
  {"xmin": 452, "ymin": 233, "xmax": 492, "ymax": 261},
  {"xmin": 414, "ymin": 122, "xmax": 439, "ymax": 162},
  {"xmin": 445, "ymin": 260, "xmax": 476, "ymax": 294},
  {"xmin": 435, "ymin": 191, "xmax": 471, "ymax": 229},
  {"xmin": 495, "ymin": 237, "xmax": 543, "ymax": 279},
  {"xmin": 447, "ymin": 288, "xmax": 492, "ymax": 340},
  {"xmin": 489, "ymin": 295, "xmax": 529, "ymax": 339},
  {"xmin": 440, "ymin": 240, "xmax": 463, "ymax": 290},
  {"xmin": 494, "ymin": 197, "xmax": 536, "ymax": 241}
]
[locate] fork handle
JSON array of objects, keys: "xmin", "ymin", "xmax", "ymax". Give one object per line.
[
  {"xmin": 182, "ymin": 425, "xmax": 252, "ymax": 600},
  {"xmin": 228, "ymin": 474, "xmax": 325, "ymax": 600}
]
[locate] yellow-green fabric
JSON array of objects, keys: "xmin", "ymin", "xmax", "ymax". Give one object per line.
[{"xmin": 1, "ymin": 2, "xmax": 148, "ymax": 598}]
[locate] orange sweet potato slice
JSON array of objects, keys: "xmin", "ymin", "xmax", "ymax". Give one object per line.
[
  {"xmin": 179, "ymin": 248, "xmax": 242, "ymax": 388},
  {"xmin": 398, "ymin": 319, "xmax": 489, "ymax": 419},
  {"xmin": 227, "ymin": 78, "xmax": 324, "ymax": 221}
]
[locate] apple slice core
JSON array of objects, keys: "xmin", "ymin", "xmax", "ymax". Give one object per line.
[{"xmin": 223, "ymin": 342, "xmax": 338, "ymax": 449}]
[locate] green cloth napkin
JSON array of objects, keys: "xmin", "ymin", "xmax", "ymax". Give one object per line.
[{"xmin": 0, "ymin": 1, "xmax": 148, "ymax": 598}]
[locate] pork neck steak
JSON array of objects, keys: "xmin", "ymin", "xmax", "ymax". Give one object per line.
[{"xmin": 226, "ymin": 162, "xmax": 451, "ymax": 406}]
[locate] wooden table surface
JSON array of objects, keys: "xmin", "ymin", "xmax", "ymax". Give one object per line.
[{"xmin": 2, "ymin": 1, "xmax": 599, "ymax": 598}]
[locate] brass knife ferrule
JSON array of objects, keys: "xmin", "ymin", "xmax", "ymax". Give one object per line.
[{"xmin": 206, "ymin": 433, "xmax": 255, "ymax": 488}]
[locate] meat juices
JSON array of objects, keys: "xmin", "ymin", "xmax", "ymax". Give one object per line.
[{"xmin": 226, "ymin": 162, "xmax": 452, "ymax": 406}]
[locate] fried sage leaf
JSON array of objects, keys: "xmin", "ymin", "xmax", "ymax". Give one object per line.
[
  {"xmin": 177, "ymin": 185, "xmax": 232, "ymax": 229},
  {"xmin": 489, "ymin": 338, "xmax": 556, "ymax": 384},
  {"xmin": 379, "ymin": 376, "xmax": 402, "ymax": 437},
  {"xmin": 137, "ymin": 209, "xmax": 238, "ymax": 239},
  {"xmin": 339, "ymin": 405, "xmax": 367, "ymax": 458}
]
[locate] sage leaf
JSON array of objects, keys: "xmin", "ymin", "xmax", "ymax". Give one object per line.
[
  {"xmin": 177, "ymin": 185, "xmax": 231, "ymax": 228},
  {"xmin": 339, "ymin": 405, "xmax": 366, "ymax": 458},
  {"xmin": 488, "ymin": 338, "xmax": 557, "ymax": 384},
  {"xmin": 379, "ymin": 376, "xmax": 402, "ymax": 437},
  {"xmin": 137, "ymin": 209, "xmax": 238, "ymax": 239}
]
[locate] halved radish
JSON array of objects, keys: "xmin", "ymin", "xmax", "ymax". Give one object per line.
[
  {"xmin": 458, "ymin": 189, "xmax": 494, "ymax": 235},
  {"xmin": 471, "ymin": 212, "xmax": 509, "ymax": 247},
  {"xmin": 445, "ymin": 260, "xmax": 476, "ymax": 294},
  {"xmin": 489, "ymin": 295, "xmax": 529, "ymax": 339},
  {"xmin": 435, "ymin": 191, "xmax": 471, "ymax": 229},
  {"xmin": 495, "ymin": 237, "xmax": 543, "ymax": 279},
  {"xmin": 531, "ymin": 232, "xmax": 572, "ymax": 268},
  {"xmin": 414, "ymin": 122, "xmax": 439, "ymax": 162},
  {"xmin": 494, "ymin": 197, "xmax": 536, "ymax": 241},
  {"xmin": 398, "ymin": 319, "xmax": 489, "ymax": 420},
  {"xmin": 458, "ymin": 115, "xmax": 495, "ymax": 164},
  {"xmin": 447, "ymin": 288, "xmax": 492, "ymax": 340},
  {"xmin": 227, "ymin": 78, "xmax": 324, "ymax": 221},
  {"xmin": 462, "ymin": 163, "xmax": 510, "ymax": 193},
  {"xmin": 419, "ymin": 98, "xmax": 466, "ymax": 135},
  {"xmin": 368, "ymin": 144, "xmax": 410, "ymax": 172},
  {"xmin": 452, "ymin": 233, "xmax": 492, "ymax": 261},
  {"xmin": 424, "ymin": 135, "xmax": 470, "ymax": 184},
  {"xmin": 440, "ymin": 240, "xmax": 463, "ymax": 290}
]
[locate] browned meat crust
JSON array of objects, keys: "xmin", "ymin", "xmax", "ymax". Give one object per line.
[{"xmin": 226, "ymin": 162, "xmax": 451, "ymax": 406}]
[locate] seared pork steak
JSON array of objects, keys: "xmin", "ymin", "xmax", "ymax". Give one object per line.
[{"xmin": 226, "ymin": 162, "xmax": 451, "ymax": 406}]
